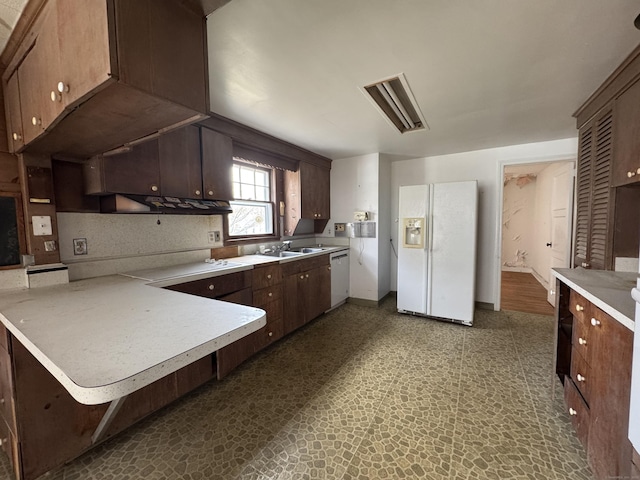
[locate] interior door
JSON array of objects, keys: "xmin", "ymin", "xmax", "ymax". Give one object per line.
[{"xmin": 548, "ymin": 164, "xmax": 575, "ymax": 304}]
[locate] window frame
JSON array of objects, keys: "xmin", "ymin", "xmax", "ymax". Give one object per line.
[{"xmin": 224, "ymin": 161, "xmax": 280, "ymax": 245}]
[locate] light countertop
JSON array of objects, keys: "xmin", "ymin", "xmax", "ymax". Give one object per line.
[
  {"xmin": 553, "ymin": 268, "xmax": 637, "ymax": 331},
  {"xmin": 0, "ymin": 247, "xmax": 348, "ymax": 406},
  {"xmin": 0, "ymin": 275, "xmax": 266, "ymax": 405}
]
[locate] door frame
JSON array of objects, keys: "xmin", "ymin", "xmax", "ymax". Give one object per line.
[{"xmin": 494, "ymin": 155, "xmax": 576, "ymax": 311}]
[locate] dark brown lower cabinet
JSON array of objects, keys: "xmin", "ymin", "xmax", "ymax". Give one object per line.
[
  {"xmin": 283, "ymin": 255, "xmax": 331, "ymax": 335},
  {"xmin": 1, "ymin": 324, "xmax": 214, "ymax": 480},
  {"xmin": 556, "ymin": 282, "xmax": 633, "ymax": 480}
]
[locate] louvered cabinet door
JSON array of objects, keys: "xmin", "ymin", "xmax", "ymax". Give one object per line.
[
  {"xmin": 589, "ymin": 110, "xmax": 615, "ymax": 270},
  {"xmin": 574, "ymin": 124, "xmax": 593, "ymax": 268}
]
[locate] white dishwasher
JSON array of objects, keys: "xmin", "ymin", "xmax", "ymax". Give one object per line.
[{"xmin": 330, "ymin": 250, "xmax": 350, "ymax": 309}]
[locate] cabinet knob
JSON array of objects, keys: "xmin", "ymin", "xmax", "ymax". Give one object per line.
[
  {"xmin": 628, "ymin": 171, "xmax": 636, "ymax": 178},
  {"xmin": 268, "ymin": 331, "xmax": 273, "ymax": 337},
  {"xmin": 12, "ymin": 132, "xmax": 21, "ymax": 141},
  {"xmin": 31, "ymin": 116, "xmax": 41, "ymax": 126},
  {"xmin": 268, "ymin": 292, "xmax": 272, "ymax": 297},
  {"xmin": 305, "ymin": 274, "xmax": 309, "ymax": 278},
  {"xmin": 578, "ymin": 337, "xmax": 587, "ymax": 345},
  {"xmin": 208, "ymin": 284, "xmax": 214, "ymax": 290},
  {"xmin": 550, "ymin": 289, "xmax": 555, "ymax": 296},
  {"xmin": 208, "ymin": 190, "xmax": 214, "ymax": 196},
  {"xmin": 267, "ymin": 274, "xmax": 272, "ymax": 279},
  {"xmin": 575, "ymin": 304, "xmax": 584, "ymax": 312},
  {"xmin": 0, "ymin": 398, "xmax": 4, "ymax": 405},
  {"xmin": 300, "ymin": 275, "xmax": 304, "ymax": 279},
  {"xmin": 637, "ymin": 167, "xmax": 640, "ymax": 175},
  {"xmin": 57, "ymin": 81, "xmax": 69, "ymax": 93},
  {"xmin": 151, "ymin": 185, "xmax": 158, "ymax": 192},
  {"xmin": 569, "ymin": 407, "xmax": 577, "ymax": 416},
  {"xmin": 590, "ymin": 318, "xmax": 600, "ymax": 327},
  {"xmin": 50, "ymin": 90, "xmax": 62, "ymax": 102},
  {"xmin": 0, "ymin": 438, "xmax": 6, "ymax": 446},
  {"xmin": 195, "ymin": 190, "xmax": 201, "ymax": 196},
  {"xmin": 328, "ymin": 266, "xmax": 331, "ymax": 270},
  {"xmin": 576, "ymin": 373, "xmax": 586, "ymax": 382}
]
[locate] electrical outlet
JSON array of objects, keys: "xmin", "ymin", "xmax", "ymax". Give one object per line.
[
  {"xmin": 214, "ymin": 231, "xmax": 221, "ymax": 242},
  {"xmin": 207, "ymin": 231, "xmax": 215, "ymax": 243}
]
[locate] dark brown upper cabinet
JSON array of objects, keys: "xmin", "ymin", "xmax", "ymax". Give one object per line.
[
  {"xmin": 3, "ymin": 0, "xmax": 208, "ymax": 157},
  {"xmin": 83, "ymin": 126, "xmax": 234, "ymax": 201},
  {"xmin": 201, "ymin": 128, "xmax": 234, "ymax": 201},
  {"xmin": 612, "ymin": 78, "xmax": 640, "ymax": 187},
  {"xmin": 284, "ymin": 162, "xmax": 331, "ymax": 236}
]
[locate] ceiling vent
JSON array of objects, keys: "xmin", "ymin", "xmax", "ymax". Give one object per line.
[{"xmin": 363, "ymin": 73, "xmax": 428, "ymax": 134}]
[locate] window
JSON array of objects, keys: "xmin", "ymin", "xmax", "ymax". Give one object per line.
[{"xmin": 228, "ymin": 162, "xmax": 274, "ymax": 237}]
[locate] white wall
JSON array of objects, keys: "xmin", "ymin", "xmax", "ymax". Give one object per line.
[
  {"xmin": 501, "ymin": 176, "xmax": 536, "ymax": 270},
  {"xmin": 57, "ymin": 213, "xmax": 224, "ymax": 280},
  {"xmin": 378, "ymin": 155, "xmax": 392, "ymax": 300},
  {"xmin": 325, "ymin": 153, "xmax": 388, "ymax": 302},
  {"xmin": 391, "ymin": 138, "xmax": 578, "ymax": 306}
]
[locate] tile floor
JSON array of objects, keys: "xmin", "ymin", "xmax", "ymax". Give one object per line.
[{"xmin": 0, "ymin": 300, "xmax": 593, "ymax": 480}]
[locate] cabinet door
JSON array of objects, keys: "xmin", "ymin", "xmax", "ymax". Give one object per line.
[
  {"xmin": 306, "ymin": 264, "xmax": 331, "ymax": 321},
  {"xmin": 4, "ymin": 71, "xmax": 24, "ymax": 152},
  {"xmin": 573, "ymin": 108, "xmax": 615, "ymax": 270},
  {"xmin": 588, "ymin": 110, "xmax": 614, "ymax": 270},
  {"xmin": 201, "ymin": 128, "xmax": 233, "ymax": 200},
  {"xmin": 158, "ymin": 125, "xmax": 202, "ymax": 198},
  {"xmin": 86, "ymin": 140, "xmax": 160, "ymax": 196},
  {"xmin": 613, "ymin": 79, "xmax": 640, "ymax": 186},
  {"xmin": 574, "ymin": 124, "xmax": 592, "ymax": 268},
  {"xmin": 587, "ymin": 309, "xmax": 633, "ymax": 480},
  {"xmin": 283, "ymin": 273, "xmax": 304, "ymax": 335},
  {"xmin": 56, "ymin": 0, "xmax": 114, "ymax": 108},
  {"xmin": 299, "ymin": 162, "xmax": 330, "ymax": 219},
  {"xmin": 18, "ymin": 3, "xmax": 63, "ymax": 144}
]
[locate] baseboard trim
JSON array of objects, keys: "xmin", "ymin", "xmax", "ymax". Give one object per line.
[
  {"xmin": 348, "ymin": 291, "xmax": 394, "ymax": 308},
  {"xmin": 475, "ymin": 301, "xmax": 494, "ymax": 311},
  {"xmin": 501, "ymin": 266, "xmax": 532, "ymax": 273}
]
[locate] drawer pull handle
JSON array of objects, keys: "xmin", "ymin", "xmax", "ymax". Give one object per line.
[
  {"xmin": 569, "ymin": 407, "xmax": 577, "ymax": 416},
  {"xmin": 575, "ymin": 304, "xmax": 584, "ymax": 312},
  {"xmin": 578, "ymin": 337, "xmax": 587, "ymax": 346},
  {"xmin": 590, "ymin": 318, "xmax": 600, "ymax": 327},
  {"xmin": 267, "ymin": 274, "xmax": 272, "ymax": 279},
  {"xmin": 208, "ymin": 285, "xmax": 214, "ymax": 291},
  {"xmin": 268, "ymin": 292, "xmax": 272, "ymax": 297},
  {"xmin": 577, "ymin": 374, "xmax": 586, "ymax": 382}
]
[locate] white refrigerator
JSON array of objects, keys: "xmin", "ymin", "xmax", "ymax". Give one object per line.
[{"xmin": 397, "ymin": 181, "xmax": 478, "ymax": 326}]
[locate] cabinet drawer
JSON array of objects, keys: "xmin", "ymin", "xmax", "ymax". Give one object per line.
[
  {"xmin": 166, "ymin": 271, "xmax": 251, "ymax": 299},
  {"xmin": 260, "ymin": 298, "xmax": 283, "ymax": 324},
  {"xmin": 218, "ymin": 287, "xmax": 253, "ymax": 306},
  {"xmin": 255, "ymin": 317, "xmax": 284, "ymax": 351},
  {"xmin": 570, "ymin": 347, "xmax": 591, "ymax": 405},
  {"xmin": 571, "ymin": 313, "xmax": 591, "ymax": 364},
  {"xmin": 253, "ymin": 285, "xmax": 283, "ymax": 307},
  {"xmin": 253, "ymin": 264, "xmax": 282, "ymax": 290},
  {"xmin": 569, "ymin": 290, "xmax": 589, "ymax": 322},
  {"xmin": 0, "ymin": 345, "xmax": 15, "ymax": 435},
  {"xmin": 281, "ymin": 254, "xmax": 329, "ymax": 276},
  {"xmin": 564, "ymin": 375, "xmax": 590, "ymax": 449}
]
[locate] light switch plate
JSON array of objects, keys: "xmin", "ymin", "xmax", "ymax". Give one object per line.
[{"xmin": 32, "ymin": 216, "xmax": 52, "ymax": 236}]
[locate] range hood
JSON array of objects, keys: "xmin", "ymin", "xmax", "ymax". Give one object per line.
[{"xmin": 99, "ymin": 194, "xmax": 233, "ymax": 215}]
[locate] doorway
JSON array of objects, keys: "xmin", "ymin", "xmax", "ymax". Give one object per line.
[{"xmin": 498, "ymin": 160, "xmax": 575, "ymax": 315}]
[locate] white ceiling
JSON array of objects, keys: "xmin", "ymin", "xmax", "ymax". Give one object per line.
[
  {"xmin": 0, "ymin": 0, "xmax": 26, "ymax": 52},
  {"xmin": 207, "ymin": 1, "xmax": 640, "ymax": 161}
]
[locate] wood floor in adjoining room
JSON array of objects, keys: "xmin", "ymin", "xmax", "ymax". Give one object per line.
[{"xmin": 501, "ymin": 271, "xmax": 555, "ymax": 316}]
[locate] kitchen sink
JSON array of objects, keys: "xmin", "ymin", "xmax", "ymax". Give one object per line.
[
  {"xmin": 261, "ymin": 250, "xmax": 304, "ymax": 258},
  {"xmin": 291, "ymin": 247, "xmax": 325, "ymax": 253}
]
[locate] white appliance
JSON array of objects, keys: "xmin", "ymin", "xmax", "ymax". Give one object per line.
[
  {"xmin": 628, "ymin": 254, "xmax": 640, "ymax": 454},
  {"xmin": 397, "ymin": 181, "xmax": 478, "ymax": 326},
  {"xmin": 330, "ymin": 250, "xmax": 350, "ymax": 309}
]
